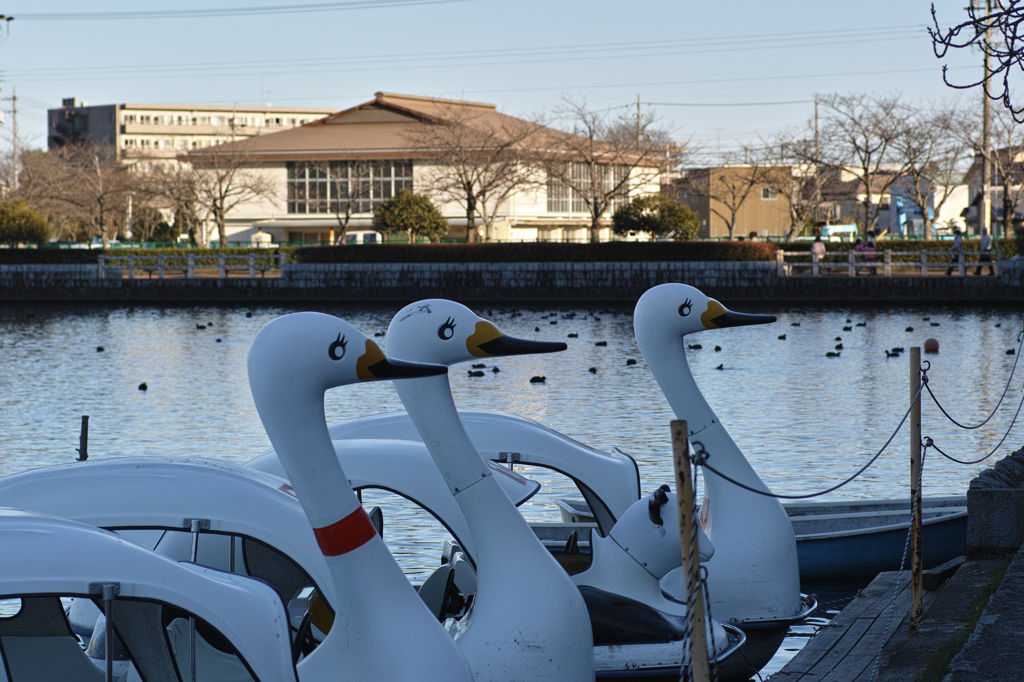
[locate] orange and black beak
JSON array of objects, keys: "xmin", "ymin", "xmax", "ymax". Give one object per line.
[
  {"xmin": 356, "ymin": 340, "xmax": 447, "ymax": 381},
  {"xmin": 467, "ymin": 321, "xmax": 567, "ymax": 358},
  {"xmin": 700, "ymin": 300, "xmax": 776, "ymax": 329}
]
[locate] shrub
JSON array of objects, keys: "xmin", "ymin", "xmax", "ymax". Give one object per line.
[
  {"xmin": 611, "ymin": 194, "xmax": 700, "ymax": 241},
  {"xmin": 0, "ymin": 200, "xmax": 51, "ymax": 246},
  {"xmin": 291, "ymin": 241, "xmax": 780, "ymax": 264},
  {"xmin": 0, "ymin": 248, "xmax": 99, "ymax": 264},
  {"xmin": 373, "ymin": 191, "xmax": 450, "ymax": 243}
]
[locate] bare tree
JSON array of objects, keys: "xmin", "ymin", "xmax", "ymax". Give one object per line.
[
  {"xmin": 891, "ymin": 105, "xmax": 976, "ymax": 239},
  {"xmin": 753, "ymin": 139, "xmax": 827, "ymax": 242},
  {"xmin": 408, "ymin": 104, "xmax": 545, "ymax": 242},
  {"xmin": 534, "ymin": 98, "xmax": 677, "ymax": 243},
  {"xmin": 930, "ymin": 1, "xmax": 1024, "ymax": 122},
  {"xmin": 790, "ymin": 93, "xmax": 915, "ymax": 236},
  {"xmin": 988, "ymin": 106, "xmax": 1024, "ymax": 236},
  {"xmin": 182, "ymin": 142, "xmax": 276, "ymax": 247},
  {"xmin": 948, "ymin": 103, "xmax": 1024, "ymax": 237},
  {"xmin": 19, "ymin": 143, "xmax": 133, "ymax": 248},
  {"xmin": 304, "ymin": 159, "xmax": 376, "ymax": 243},
  {"xmin": 678, "ymin": 147, "xmax": 770, "ymax": 239}
]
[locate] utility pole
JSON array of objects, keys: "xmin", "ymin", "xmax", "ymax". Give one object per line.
[
  {"xmin": 980, "ymin": 0, "xmax": 993, "ymax": 238},
  {"xmin": 813, "ymin": 94, "xmax": 820, "ymax": 159},
  {"xmin": 636, "ymin": 94, "xmax": 641, "ymax": 145},
  {"xmin": 1, "ymin": 85, "xmax": 18, "ymax": 190}
]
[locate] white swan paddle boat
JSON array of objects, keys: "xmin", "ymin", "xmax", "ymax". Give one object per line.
[
  {"xmin": 0, "ymin": 508, "xmax": 299, "ymax": 682},
  {"xmin": 315, "ymin": 293, "xmax": 811, "ymax": 676},
  {"xmin": 246, "ymin": 313, "xmax": 476, "ymax": 682},
  {"xmin": 250, "ymin": 300, "xmax": 746, "ymax": 680}
]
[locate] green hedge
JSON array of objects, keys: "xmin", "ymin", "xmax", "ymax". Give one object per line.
[
  {"xmin": 0, "ymin": 248, "xmax": 99, "ymax": 264},
  {"xmin": 291, "ymin": 241, "xmax": 780, "ymax": 264},
  {"xmin": 782, "ymin": 238, "xmax": 1023, "ymax": 264},
  {"xmin": 0, "ymin": 247, "xmax": 292, "ymax": 266}
]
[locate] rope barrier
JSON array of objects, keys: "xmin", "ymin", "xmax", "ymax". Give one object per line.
[
  {"xmin": 690, "ymin": 382, "xmax": 924, "ymax": 500},
  {"xmin": 925, "ymin": 330, "xmax": 1024, "ymax": 430}
]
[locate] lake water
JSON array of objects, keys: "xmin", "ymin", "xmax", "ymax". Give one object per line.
[{"xmin": 1, "ymin": 300, "xmax": 1022, "ymax": 677}]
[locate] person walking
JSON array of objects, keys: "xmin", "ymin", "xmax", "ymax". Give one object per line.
[
  {"xmin": 976, "ymin": 227, "xmax": 995, "ymax": 276},
  {"xmin": 811, "ymin": 235, "xmax": 826, "ymax": 275},
  {"xmin": 946, "ymin": 228, "xmax": 964, "ymax": 276}
]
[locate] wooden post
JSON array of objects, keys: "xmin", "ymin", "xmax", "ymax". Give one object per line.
[
  {"xmin": 127, "ymin": 256, "xmax": 135, "ymax": 280},
  {"xmin": 776, "ymin": 250, "xmax": 785, "ymax": 277},
  {"xmin": 848, "ymin": 251, "xmax": 855, "ymax": 277},
  {"xmin": 218, "ymin": 254, "xmax": 226, "ymax": 279},
  {"xmin": 672, "ymin": 420, "xmax": 711, "ymax": 682},
  {"xmin": 76, "ymin": 415, "xmax": 89, "ymax": 461},
  {"xmin": 158, "ymin": 255, "xmax": 165, "ymax": 280},
  {"xmin": 97, "ymin": 255, "xmax": 105, "ymax": 280},
  {"xmin": 884, "ymin": 250, "xmax": 892, "ymax": 277},
  {"xmin": 280, "ymin": 253, "xmax": 287, "ymax": 275},
  {"xmin": 910, "ymin": 346, "xmax": 923, "ymax": 631},
  {"xmin": 187, "ymin": 254, "xmax": 195, "ymax": 279},
  {"xmin": 811, "ymin": 251, "xmax": 820, "ymax": 277},
  {"xmin": 920, "ymin": 252, "xmax": 927, "ymax": 277},
  {"xmin": 958, "ymin": 251, "xmax": 966, "ymax": 277},
  {"xmin": 249, "ymin": 254, "xmax": 256, "ymax": 279}
]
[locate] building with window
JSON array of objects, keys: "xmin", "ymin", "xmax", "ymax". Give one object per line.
[
  {"xmin": 47, "ymin": 98, "xmax": 336, "ymax": 161},
  {"xmin": 186, "ymin": 92, "xmax": 663, "ymax": 245},
  {"xmin": 671, "ymin": 165, "xmax": 795, "ymax": 239}
]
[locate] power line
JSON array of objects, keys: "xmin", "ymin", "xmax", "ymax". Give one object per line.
[
  {"xmin": 4, "ymin": 32, "xmax": 929, "ymax": 84},
  {"xmin": 15, "ymin": 0, "xmax": 473, "ymax": 21},
  {"xmin": 647, "ymin": 100, "xmax": 812, "ymax": 107}
]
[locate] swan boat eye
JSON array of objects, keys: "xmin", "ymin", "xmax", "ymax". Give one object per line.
[
  {"xmin": 328, "ymin": 333, "xmax": 347, "ymax": 360},
  {"xmin": 438, "ymin": 317, "xmax": 457, "ymax": 340},
  {"xmin": 678, "ymin": 299, "xmax": 693, "ymax": 317}
]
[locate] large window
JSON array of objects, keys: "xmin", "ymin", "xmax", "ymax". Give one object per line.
[
  {"xmin": 287, "ymin": 160, "xmax": 413, "ymax": 214},
  {"xmin": 547, "ymin": 163, "xmax": 630, "ymax": 213}
]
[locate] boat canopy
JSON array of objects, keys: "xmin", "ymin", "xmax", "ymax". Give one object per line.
[
  {"xmin": 0, "ymin": 457, "xmax": 336, "ymax": 609},
  {"xmin": 0, "ymin": 509, "xmax": 297, "ymax": 682}
]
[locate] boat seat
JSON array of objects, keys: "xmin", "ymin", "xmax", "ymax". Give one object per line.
[
  {"xmin": 165, "ymin": 617, "xmax": 255, "ymax": 682},
  {"xmin": 242, "ymin": 537, "xmax": 314, "ymax": 611},
  {"xmin": 578, "ymin": 586, "xmax": 688, "ymax": 646},
  {"xmin": 0, "ymin": 597, "xmax": 104, "ymax": 682}
]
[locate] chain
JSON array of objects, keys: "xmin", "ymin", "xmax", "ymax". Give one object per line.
[
  {"xmin": 925, "ymin": 329, "xmax": 1024, "ymax": 430},
  {"xmin": 690, "ymin": 380, "xmax": 923, "ymax": 500}
]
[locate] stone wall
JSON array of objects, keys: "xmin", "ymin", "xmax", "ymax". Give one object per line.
[
  {"xmin": 967, "ymin": 447, "xmax": 1024, "ymax": 559},
  {"xmin": 0, "ymin": 260, "xmax": 1020, "ymax": 302},
  {"xmin": 281, "ymin": 261, "xmax": 777, "ymax": 301}
]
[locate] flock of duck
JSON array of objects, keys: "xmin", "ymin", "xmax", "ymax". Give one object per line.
[{"xmin": 0, "ymin": 283, "xmax": 815, "ymax": 682}]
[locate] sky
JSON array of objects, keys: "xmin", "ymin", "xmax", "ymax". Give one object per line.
[{"xmin": 0, "ymin": 0, "xmax": 989, "ymax": 162}]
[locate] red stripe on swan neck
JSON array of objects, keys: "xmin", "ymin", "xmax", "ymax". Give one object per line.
[{"xmin": 313, "ymin": 507, "xmax": 377, "ymax": 556}]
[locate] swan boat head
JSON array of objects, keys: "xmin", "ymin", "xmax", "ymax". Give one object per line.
[{"xmin": 385, "ymin": 299, "xmax": 567, "ymax": 366}]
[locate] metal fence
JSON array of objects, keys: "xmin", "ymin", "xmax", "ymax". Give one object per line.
[
  {"xmin": 98, "ymin": 253, "xmax": 287, "ymax": 279},
  {"xmin": 776, "ymin": 250, "xmax": 1002, "ymax": 277}
]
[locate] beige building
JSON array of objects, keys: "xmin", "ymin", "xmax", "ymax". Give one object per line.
[
  {"xmin": 187, "ymin": 92, "xmax": 663, "ymax": 245},
  {"xmin": 47, "ymin": 98, "xmax": 336, "ymax": 160},
  {"xmin": 671, "ymin": 165, "xmax": 795, "ymax": 239}
]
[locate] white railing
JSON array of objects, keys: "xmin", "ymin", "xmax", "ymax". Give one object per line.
[
  {"xmin": 97, "ymin": 253, "xmax": 287, "ymax": 280},
  {"xmin": 775, "ymin": 250, "xmax": 1002, "ymax": 277}
]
